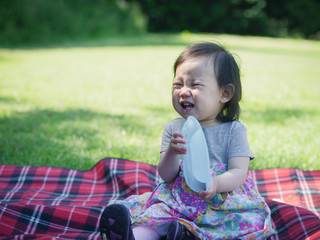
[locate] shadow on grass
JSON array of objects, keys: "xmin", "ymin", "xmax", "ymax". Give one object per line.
[
  {"xmin": 2, "ymin": 34, "xmax": 319, "ymax": 58},
  {"xmin": 2, "ymin": 104, "xmax": 317, "ymax": 169},
  {"xmin": 0, "ymin": 34, "xmax": 191, "ymax": 50},
  {"xmin": 243, "ymin": 107, "xmax": 318, "ymax": 125},
  {"xmin": 0, "ymin": 97, "xmax": 17, "ymax": 102},
  {"xmin": 0, "ymin": 108, "xmax": 153, "ymax": 170}
]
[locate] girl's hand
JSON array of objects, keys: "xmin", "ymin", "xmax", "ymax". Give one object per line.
[
  {"xmin": 168, "ymin": 132, "xmax": 187, "ymax": 155},
  {"xmin": 198, "ymin": 156, "xmax": 250, "ymax": 200},
  {"xmin": 158, "ymin": 132, "xmax": 187, "ymax": 183},
  {"xmin": 199, "ymin": 176, "xmax": 218, "ymax": 200}
]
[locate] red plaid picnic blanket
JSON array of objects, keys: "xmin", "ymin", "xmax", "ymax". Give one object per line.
[{"xmin": 0, "ymin": 158, "xmax": 319, "ymax": 239}]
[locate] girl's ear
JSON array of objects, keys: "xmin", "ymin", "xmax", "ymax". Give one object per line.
[{"xmin": 220, "ymin": 84, "xmax": 235, "ymax": 103}]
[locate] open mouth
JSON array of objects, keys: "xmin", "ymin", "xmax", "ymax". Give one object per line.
[{"xmin": 180, "ymin": 101, "xmax": 194, "ymax": 110}]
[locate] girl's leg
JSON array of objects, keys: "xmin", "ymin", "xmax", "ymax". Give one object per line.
[{"xmin": 133, "ymin": 226, "xmax": 161, "ymax": 240}]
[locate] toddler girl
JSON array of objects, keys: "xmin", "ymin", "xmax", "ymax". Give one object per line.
[{"xmin": 99, "ymin": 42, "xmax": 273, "ymax": 240}]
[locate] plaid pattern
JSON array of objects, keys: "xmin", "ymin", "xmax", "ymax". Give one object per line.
[
  {"xmin": 249, "ymin": 168, "xmax": 320, "ymax": 216},
  {"xmin": 248, "ymin": 169, "xmax": 320, "ymax": 240},
  {"xmin": 0, "ymin": 158, "xmax": 319, "ymax": 239}
]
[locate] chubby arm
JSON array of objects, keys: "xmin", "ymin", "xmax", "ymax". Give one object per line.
[
  {"xmin": 199, "ymin": 156, "xmax": 249, "ymax": 200},
  {"xmin": 158, "ymin": 132, "xmax": 186, "ymax": 183}
]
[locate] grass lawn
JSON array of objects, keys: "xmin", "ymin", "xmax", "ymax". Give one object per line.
[{"xmin": 0, "ymin": 33, "xmax": 319, "ymax": 170}]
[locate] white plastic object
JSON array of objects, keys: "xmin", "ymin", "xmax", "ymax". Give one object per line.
[{"xmin": 182, "ymin": 116, "xmax": 211, "ymax": 192}]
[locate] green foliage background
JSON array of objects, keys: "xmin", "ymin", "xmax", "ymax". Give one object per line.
[
  {"xmin": 0, "ymin": 0, "xmax": 320, "ymax": 46},
  {"xmin": 133, "ymin": 0, "xmax": 320, "ymax": 38},
  {"xmin": 0, "ymin": 0, "xmax": 146, "ymax": 45}
]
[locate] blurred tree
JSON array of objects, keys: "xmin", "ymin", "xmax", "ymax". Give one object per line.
[
  {"xmin": 128, "ymin": 0, "xmax": 271, "ymax": 35},
  {"xmin": 129, "ymin": 0, "xmax": 320, "ymax": 38},
  {"xmin": 0, "ymin": 0, "xmax": 146, "ymax": 45},
  {"xmin": 1, "ymin": 0, "xmax": 319, "ymax": 45},
  {"xmin": 265, "ymin": 0, "xmax": 320, "ymax": 37}
]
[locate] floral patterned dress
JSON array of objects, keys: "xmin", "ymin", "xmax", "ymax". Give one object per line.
[
  {"xmin": 110, "ymin": 119, "xmax": 273, "ymax": 239},
  {"xmin": 111, "ymin": 160, "xmax": 273, "ymax": 239}
]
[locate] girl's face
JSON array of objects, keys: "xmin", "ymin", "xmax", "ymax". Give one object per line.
[{"xmin": 172, "ymin": 57, "xmax": 226, "ymax": 127}]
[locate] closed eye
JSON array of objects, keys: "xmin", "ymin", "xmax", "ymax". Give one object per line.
[
  {"xmin": 191, "ymin": 82, "xmax": 203, "ymax": 87},
  {"xmin": 173, "ymin": 80, "xmax": 183, "ymax": 88}
]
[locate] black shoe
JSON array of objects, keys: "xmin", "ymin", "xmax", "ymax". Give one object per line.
[
  {"xmin": 166, "ymin": 220, "xmax": 196, "ymax": 240},
  {"xmin": 99, "ymin": 204, "xmax": 135, "ymax": 240}
]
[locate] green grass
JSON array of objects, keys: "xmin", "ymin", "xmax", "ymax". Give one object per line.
[{"xmin": 0, "ymin": 33, "xmax": 319, "ymax": 170}]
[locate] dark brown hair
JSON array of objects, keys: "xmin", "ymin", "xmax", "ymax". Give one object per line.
[{"xmin": 174, "ymin": 42, "xmax": 242, "ymax": 122}]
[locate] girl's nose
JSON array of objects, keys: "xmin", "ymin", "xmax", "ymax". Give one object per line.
[{"xmin": 179, "ymin": 86, "xmax": 191, "ymax": 98}]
